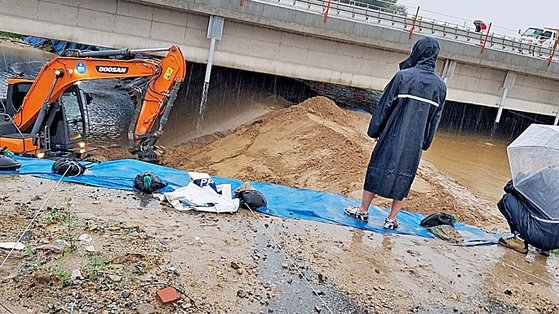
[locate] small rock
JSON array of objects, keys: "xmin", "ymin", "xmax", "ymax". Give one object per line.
[
  {"xmin": 85, "ymin": 245, "xmax": 96, "ymax": 252},
  {"xmin": 237, "ymin": 289, "xmax": 247, "ymax": 298},
  {"xmin": 230, "ymin": 261, "xmax": 241, "ymax": 270},
  {"xmin": 78, "ymin": 234, "xmax": 92, "ymax": 242},
  {"xmin": 315, "ymin": 305, "xmax": 322, "ymax": 312},
  {"xmin": 236, "ymin": 268, "xmax": 244, "ymax": 275},
  {"xmin": 406, "ymin": 249, "xmax": 419, "ymax": 257},
  {"xmin": 504, "ymin": 288, "xmax": 513, "ymax": 295},
  {"xmin": 20, "ymin": 231, "xmax": 32, "ymax": 243},
  {"xmin": 108, "ymin": 274, "xmax": 122, "ymax": 282},
  {"xmin": 132, "ymin": 265, "xmax": 143, "ymax": 274},
  {"xmin": 31, "ymin": 195, "xmax": 41, "ymax": 201},
  {"xmin": 318, "ymin": 273, "xmax": 326, "ymax": 282},
  {"xmin": 168, "ymin": 267, "xmax": 180, "ymax": 276},
  {"xmin": 136, "ymin": 303, "xmax": 155, "ymax": 314},
  {"xmin": 71, "ymin": 269, "xmax": 83, "ymax": 280}
]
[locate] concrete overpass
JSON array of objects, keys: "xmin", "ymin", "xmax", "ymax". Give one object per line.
[{"xmin": 0, "ymin": 0, "xmax": 558, "ymax": 124}]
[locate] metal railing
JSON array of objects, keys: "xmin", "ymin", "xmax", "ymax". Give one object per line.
[{"xmin": 252, "ymin": 0, "xmax": 557, "ymax": 63}]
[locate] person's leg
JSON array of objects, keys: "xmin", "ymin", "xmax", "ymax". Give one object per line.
[
  {"xmin": 357, "ymin": 190, "xmax": 376, "ymax": 214},
  {"xmin": 497, "ymin": 196, "xmax": 519, "ymax": 234},
  {"xmin": 383, "ymin": 198, "xmax": 405, "ymax": 229},
  {"xmin": 388, "ymin": 198, "xmax": 405, "ymax": 220},
  {"xmin": 344, "ymin": 190, "xmax": 376, "ymax": 221}
]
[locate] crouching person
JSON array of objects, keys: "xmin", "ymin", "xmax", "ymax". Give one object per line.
[{"xmin": 497, "ymin": 180, "xmax": 559, "ymax": 256}]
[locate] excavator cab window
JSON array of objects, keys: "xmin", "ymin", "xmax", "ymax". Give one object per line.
[
  {"xmin": 60, "ymin": 85, "xmax": 87, "ymax": 141},
  {"xmin": 6, "ymin": 82, "xmax": 32, "ymax": 116},
  {"xmin": 45, "ymin": 84, "xmax": 89, "ymax": 152}
]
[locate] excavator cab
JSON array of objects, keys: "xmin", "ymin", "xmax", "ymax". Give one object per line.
[
  {"xmin": 1, "ymin": 80, "xmax": 90, "ymax": 158},
  {"xmin": 0, "ymin": 79, "xmax": 39, "ymax": 156}
]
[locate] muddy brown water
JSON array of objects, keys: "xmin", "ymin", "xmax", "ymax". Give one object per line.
[{"xmin": 423, "ymin": 132, "xmax": 511, "ymax": 203}]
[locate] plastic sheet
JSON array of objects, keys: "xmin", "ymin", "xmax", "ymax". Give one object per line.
[{"xmin": 2, "ymin": 156, "xmax": 500, "ymax": 245}]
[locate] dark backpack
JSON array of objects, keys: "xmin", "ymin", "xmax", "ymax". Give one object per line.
[
  {"xmin": 237, "ymin": 190, "xmax": 267, "ymax": 209},
  {"xmin": 52, "ymin": 157, "xmax": 86, "ymax": 176},
  {"xmin": 134, "ymin": 171, "xmax": 167, "ymax": 193},
  {"xmin": 420, "ymin": 212, "xmax": 456, "ymax": 228}
]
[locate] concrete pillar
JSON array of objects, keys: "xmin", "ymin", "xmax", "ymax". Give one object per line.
[
  {"xmin": 492, "ymin": 71, "xmax": 517, "ymax": 135},
  {"xmin": 495, "ymin": 71, "xmax": 517, "ymax": 124},
  {"xmin": 440, "ymin": 59, "xmax": 456, "ymax": 84},
  {"xmin": 494, "ymin": 87, "xmax": 509, "ymax": 124},
  {"xmin": 554, "ymin": 109, "xmax": 559, "ymax": 126},
  {"xmin": 198, "ymin": 15, "xmax": 224, "ymax": 131}
]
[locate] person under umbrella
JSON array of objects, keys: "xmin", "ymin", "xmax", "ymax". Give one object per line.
[
  {"xmin": 473, "ymin": 20, "xmax": 487, "ymax": 32},
  {"xmin": 498, "ymin": 124, "xmax": 559, "ymax": 256},
  {"xmin": 497, "ymin": 179, "xmax": 559, "ymax": 256}
]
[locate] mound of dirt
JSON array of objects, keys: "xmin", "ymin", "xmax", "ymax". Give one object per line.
[{"xmin": 165, "ymin": 96, "xmax": 368, "ymax": 195}]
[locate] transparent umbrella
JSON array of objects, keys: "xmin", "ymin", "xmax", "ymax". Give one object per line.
[{"xmin": 507, "ymin": 124, "xmax": 559, "ymax": 220}]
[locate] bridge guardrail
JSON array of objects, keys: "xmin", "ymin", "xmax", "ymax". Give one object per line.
[{"xmin": 254, "ymin": 0, "xmax": 557, "ymax": 63}]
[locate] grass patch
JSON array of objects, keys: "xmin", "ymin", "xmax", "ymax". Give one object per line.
[
  {"xmin": 52, "ymin": 264, "xmax": 71, "ymax": 283},
  {"xmin": 0, "ymin": 31, "xmax": 26, "ymax": 40},
  {"xmin": 47, "ymin": 198, "xmax": 80, "ymax": 252},
  {"xmin": 84, "ymin": 255, "xmax": 108, "ymax": 280}
]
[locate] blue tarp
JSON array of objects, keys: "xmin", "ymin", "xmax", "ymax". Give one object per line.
[
  {"xmin": 2, "ymin": 156, "xmax": 499, "ymax": 245},
  {"xmin": 24, "ymin": 37, "xmax": 107, "ymax": 55}
]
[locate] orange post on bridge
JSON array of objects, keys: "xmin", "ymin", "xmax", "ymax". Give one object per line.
[
  {"xmin": 480, "ymin": 22, "xmax": 492, "ymax": 54},
  {"xmin": 548, "ymin": 36, "xmax": 559, "ymax": 66},
  {"xmin": 324, "ymin": 0, "xmax": 332, "ymax": 23},
  {"xmin": 409, "ymin": 6, "xmax": 420, "ymax": 40}
]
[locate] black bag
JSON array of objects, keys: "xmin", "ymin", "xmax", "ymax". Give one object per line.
[
  {"xmin": 0, "ymin": 147, "xmax": 21, "ymax": 171},
  {"xmin": 134, "ymin": 171, "xmax": 167, "ymax": 193},
  {"xmin": 420, "ymin": 212, "xmax": 456, "ymax": 228},
  {"xmin": 52, "ymin": 157, "xmax": 86, "ymax": 176},
  {"xmin": 237, "ymin": 190, "xmax": 267, "ymax": 209}
]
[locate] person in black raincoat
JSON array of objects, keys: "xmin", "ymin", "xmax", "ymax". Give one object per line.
[{"xmin": 345, "ymin": 37, "xmax": 447, "ymax": 229}]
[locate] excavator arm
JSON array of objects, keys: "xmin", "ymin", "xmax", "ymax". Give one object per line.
[{"xmin": 8, "ymin": 46, "xmax": 186, "ymax": 162}]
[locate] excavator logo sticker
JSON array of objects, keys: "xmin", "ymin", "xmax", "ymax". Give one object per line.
[
  {"xmin": 96, "ymin": 66, "xmax": 129, "ymax": 74},
  {"xmin": 76, "ymin": 62, "xmax": 87, "ymax": 74},
  {"xmin": 164, "ymin": 67, "xmax": 174, "ymax": 80}
]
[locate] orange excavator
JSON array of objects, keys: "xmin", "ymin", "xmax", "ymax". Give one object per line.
[{"xmin": 0, "ymin": 45, "xmax": 186, "ymax": 163}]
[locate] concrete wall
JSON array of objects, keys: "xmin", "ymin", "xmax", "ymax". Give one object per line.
[{"xmin": 0, "ymin": 0, "xmax": 558, "ymax": 117}]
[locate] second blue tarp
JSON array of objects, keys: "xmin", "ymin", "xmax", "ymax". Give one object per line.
[{"xmin": 3, "ymin": 156, "xmax": 499, "ymax": 245}]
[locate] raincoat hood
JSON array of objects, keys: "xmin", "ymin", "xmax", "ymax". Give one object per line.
[{"xmin": 399, "ymin": 37, "xmax": 440, "ymax": 71}]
